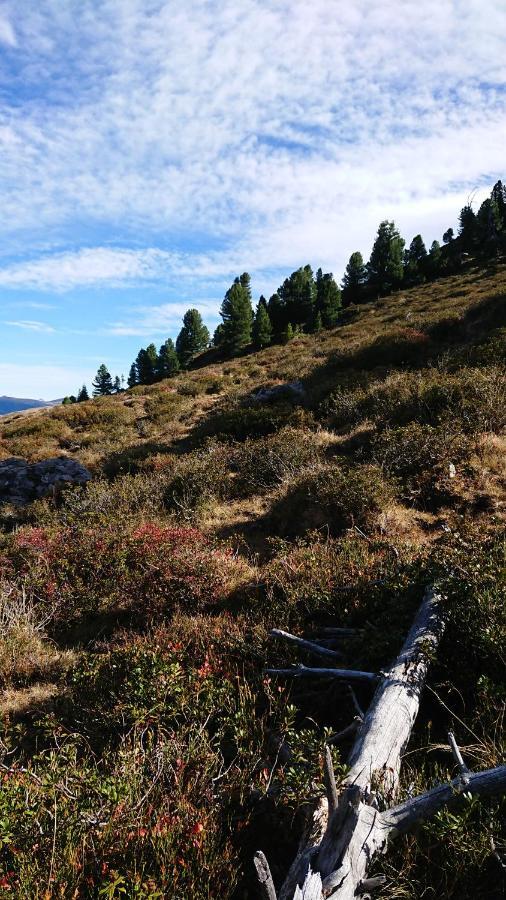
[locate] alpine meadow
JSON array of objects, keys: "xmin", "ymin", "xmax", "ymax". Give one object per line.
[{"xmin": 0, "ymin": 2, "xmax": 505, "ymax": 899}]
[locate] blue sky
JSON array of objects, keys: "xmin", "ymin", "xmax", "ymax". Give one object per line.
[{"xmin": 0, "ymin": 0, "xmax": 505, "ymax": 398}]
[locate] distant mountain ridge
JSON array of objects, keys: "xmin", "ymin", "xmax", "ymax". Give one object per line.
[{"xmin": 0, "ymin": 396, "xmax": 59, "ymax": 416}]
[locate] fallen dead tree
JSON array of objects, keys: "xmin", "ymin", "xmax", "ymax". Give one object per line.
[{"xmin": 256, "ymin": 587, "xmax": 506, "ymax": 899}]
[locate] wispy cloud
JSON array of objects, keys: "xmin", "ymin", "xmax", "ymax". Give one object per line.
[
  {"xmin": 0, "ymin": 10, "xmax": 16, "ymax": 47},
  {"xmin": 107, "ymin": 300, "xmax": 221, "ymax": 337},
  {"xmin": 4, "ymin": 319, "xmax": 55, "ymax": 333}
]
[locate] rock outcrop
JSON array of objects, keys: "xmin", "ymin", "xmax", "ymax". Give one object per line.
[{"xmin": 0, "ymin": 457, "xmax": 91, "ymax": 506}]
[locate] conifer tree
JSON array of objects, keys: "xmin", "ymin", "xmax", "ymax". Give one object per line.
[
  {"xmin": 342, "ymin": 251, "xmax": 367, "ymax": 304},
  {"xmin": 282, "ymin": 323, "xmax": 294, "ymax": 343},
  {"xmin": 491, "ymin": 180, "xmax": 506, "ymax": 228},
  {"xmin": 426, "ymin": 240, "xmax": 443, "ymax": 278},
  {"xmin": 458, "ymin": 205, "xmax": 477, "ymax": 253},
  {"xmin": 76, "ymin": 384, "xmax": 89, "ymax": 402},
  {"xmin": 92, "ymin": 364, "xmax": 114, "ymax": 396},
  {"xmin": 443, "ymin": 228, "xmax": 454, "ymax": 244},
  {"xmin": 404, "ymin": 234, "xmax": 427, "ymax": 284},
  {"xmin": 476, "ymin": 197, "xmax": 503, "ymax": 254},
  {"xmin": 157, "ymin": 338, "xmax": 180, "ymax": 379},
  {"xmin": 366, "ymin": 221, "xmax": 405, "ymax": 294},
  {"xmin": 267, "ymin": 292, "xmax": 286, "ymax": 343},
  {"xmin": 278, "ymin": 265, "xmax": 316, "ymax": 331},
  {"xmin": 252, "ymin": 297, "xmax": 272, "ymax": 349},
  {"xmin": 127, "ymin": 363, "xmax": 138, "ymax": 388},
  {"xmin": 315, "ymin": 268, "xmax": 341, "ymax": 328},
  {"xmin": 213, "ymin": 323, "xmax": 225, "ymax": 349},
  {"xmin": 136, "ymin": 344, "xmax": 158, "ymax": 385},
  {"xmin": 220, "ymin": 275, "xmax": 253, "ymax": 354},
  {"xmin": 176, "ymin": 309, "xmax": 210, "ymax": 368},
  {"xmin": 113, "ymin": 375, "xmax": 122, "ymax": 393}
]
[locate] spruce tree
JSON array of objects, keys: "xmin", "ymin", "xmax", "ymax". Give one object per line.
[
  {"xmin": 220, "ymin": 275, "xmax": 253, "ymax": 354},
  {"xmin": 476, "ymin": 198, "xmax": 503, "ymax": 254},
  {"xmin": 252, "ymin": 298, "xmax": 272, "ymax": 349},
  {"xmin": 92, "ymin": 364, "xmax": 114, "ymax": 396},
  {"xmin": 77, "ymin": 384, "xmax": 89, "ymax": 402},
  {"xmin": 366, "ymin": 221, "xmax": 405, "ymax": 294},
  {"xmin": 176, "ymin": 309, "xmax": 210, "ymax": 368},
  {"xmin": 342, "ymin": 251, "xmax": 367, "ymax": 304},
  {"xmin": 157, "ymin": 338, "xmax": 180, "ymax": 378},
  {"xmin": 213, "ymin": 323, "xmax": 225, "ymax": 349},
  {"xmin": 315, "ymin": 268, "xmax": 341, "ymax": 328},
  {"xmin": 113, "ymin": 375, "xmax": 122, "ymax": 393},
  {"xmin": 127, "ymin": 363, "xmax": 138, "ymax": 388}
]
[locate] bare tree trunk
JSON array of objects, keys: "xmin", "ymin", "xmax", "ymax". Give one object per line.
[{"xmin": 258, "ymin": 587, "xmax": 506, "ymax": 900}]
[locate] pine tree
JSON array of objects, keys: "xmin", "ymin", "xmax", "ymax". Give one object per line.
[
  {"xmin": 426, "ymin": 240, "xmax": 443, "ymax": 278},
  {"xmin": 366, "ymin": 221, "xmax": 405, "ymax": 294},
  {"xmin": 252, "ymin": 298, "xmax": 272, "ymax": 349},
  {"xmin": 213, "ymin": 323, "xmax": 225, "ymax": 349},
  {"xmin": 176, "ymin": 309, "xmax": 210, "ymax": 368},
  {"xmin": 458, "ymin": 205, "xmax": 477, "ymax": 253},
  {"xmin": 491, "ymin": 180, "xmax": 506, "ymax": 228},
  {"xmin": 220, "ymin": 275, "xmax": 254, "ymax": 354},
  {"xmin": 92, "ymin": 364, "xmax": 114, "ymax": 396},
  {"xmin": 282, "ymin": 323, "xmax": 294, "ymax": 344},
  {"xmin": 113, "ymin": 375, "xmax": 122, "ymax": 393},
  {"xmin": 476, "ymin": 197, "xmax": 503, "ymax": 255},
  {"xmin": 315, "ymin": 268, "xmax": 341, "ymax": 328},
  {"xmin": 127, "ymin": 363, "xmax": 138, "ymax": 388},
  {"xmin": 157, "ymin": 338, "xmax": 180, "ymax": 378},
  {"xmin": 136, "ymin": 344, "xmax": 158, "ymax": 385},
  {"xmin": 76, "ymin": 384, "xmax": 89, "ymax": 402},
  {"xmin": 443, "ymin": 228, "xmax": 454, "ymax": 244},
  {"xmin": 342, "ymin": 251, "xmax": 367, "ymax": 304},
  {"xmin": 267, "ymin": 292, "xmax": 286, "ymax": 342},
  {"xmin": 404, "ymin": 234, "xmax": 427, "ymax": 285},
  {"xmin": 278, "ymin": 265, "xmax": 316, "ymax": 331}
]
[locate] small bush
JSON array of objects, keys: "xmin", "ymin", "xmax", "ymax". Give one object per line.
[
  {"xmin": 164, "ymin": 444, "xmax": 231, "ymax": 518},
  {"xmin": 0, "ymin": 581, "xmax": 57, "ymax": 685},
  {"xmin": 372, "ymin": 422, "xmax": 472, "ymax": 507},
  {"xmin": 270, "ymin": 463, "xmax": 394, "ymax": 537},
  {"xmin": 232, "ymin": 427, "xmax": 321, "ymax": 494},
  {"xmin": 202, "ymin": 402, "xmax": 313, "ymax": 442}
]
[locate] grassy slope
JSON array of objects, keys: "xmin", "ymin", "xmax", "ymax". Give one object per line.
[{"xmin": 0, "ymin": 260, "xmax": 504, "ymax": 898}]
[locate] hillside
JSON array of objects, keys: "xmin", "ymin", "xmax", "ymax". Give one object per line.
[
  {"xmin": 0, "ymin": 260, "xmax": 504, "ymax": 898},
  {"xmin": 0, "ymin": 396, "xmax": 57, "ymax": 416}
]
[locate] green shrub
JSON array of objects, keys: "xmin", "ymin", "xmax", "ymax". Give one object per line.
[
  {"xmin": 202, "ymin": 402, "xmax": 313, "ymax": 442},
  {"xmin": 164, "ymin": 445, "xmax": 231, "ymax": 518},
  {"xmin": 144, "ymin": 391, "xmax": 184, "ymax": 423},
  {"xmin": 232, "ymin": 427, "xmax": 321, "ymax": 494},
  {"xmin": 270, "ymin": 463, "xmax": 394, "ymax": 537},
  {"xmin": 372, "ymin": 422, "xmax": 472, "ymax": 507}
]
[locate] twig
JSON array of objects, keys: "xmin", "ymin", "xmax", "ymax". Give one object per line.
[
  {"xmin": 271, "ymin": 629, "xmax": 343, "ymax": 661},
  {"xmin": 448, "ymin": 731, "xmax": 470, "ymax": 786},
  {"xmin": 265, "ymin": 664, "xmax": 379, "ymax": 684},
  {"xmin": 324, "ymin": 747, "xmax": 338, "ymax": 817}
]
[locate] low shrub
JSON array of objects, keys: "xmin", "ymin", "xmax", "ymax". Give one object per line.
[
  {"xmin": 232, "ymin": 427, "xmax": 321, "ymax": 494},
  {"xmin": 2, "ymin": 522, "xmax": 246, "ymax": 630},
  {"xmin": 201, "ymin": 402, "xmax": 314, "ymax": 442},
  {"xmin": 372, "ymin": 422, "xmax": 472, "ymax": 507},
  {"xmin": 164, "ymin": 444, "xmax": 231, "ymax": 518},
  {"xmin": 270, "ymin": 463, "xmax": 394, "ymax": 537}
]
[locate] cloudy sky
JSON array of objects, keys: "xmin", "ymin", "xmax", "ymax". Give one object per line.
[{"xmin": 0, "ymin": 0, "xmax": 505, "ymax": 398}]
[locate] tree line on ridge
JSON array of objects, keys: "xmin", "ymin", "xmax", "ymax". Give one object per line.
[{"xmin": 65, "ymin": 179, "xmax": 506, "ymax": 399}]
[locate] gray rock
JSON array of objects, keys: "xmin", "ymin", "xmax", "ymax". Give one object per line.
[
  {"xmin": 252, "ymin": 380, "xmax": 306, "ymax": 404},
  {"xmin": 0, "ymin": 456, "xmax": 91, "ymax": 506}
]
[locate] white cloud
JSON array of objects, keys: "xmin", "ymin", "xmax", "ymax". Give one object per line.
[
  {"xmin": 0, "ymin": 11, "xmax": 16, "ymax": 47},
  {"xmin": 107, "ymin": 299, "xmax": 221, "ymax": 337},
  {"xmin": 0, "ymin": 1, "xmax": 504, "ymax": 287},
  {"xmin": 4, "ymin": 319, "xmax": 55, "ymax": 332}
]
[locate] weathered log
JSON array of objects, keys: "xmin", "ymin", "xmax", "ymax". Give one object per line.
[
  {"xmin": 262, "ymin": 587, "xmax": 506, "ymax": 900},
  {"xmin": 254, "ymin": 851, "xmax": 278, "ymax": 900},
  {"xmin": 276, "ymin": 587, "xmax": 445, "ymax": 899},
  {"xmin": 271, "ymin": 629, "xmax": 343, "ymax": 661}
]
